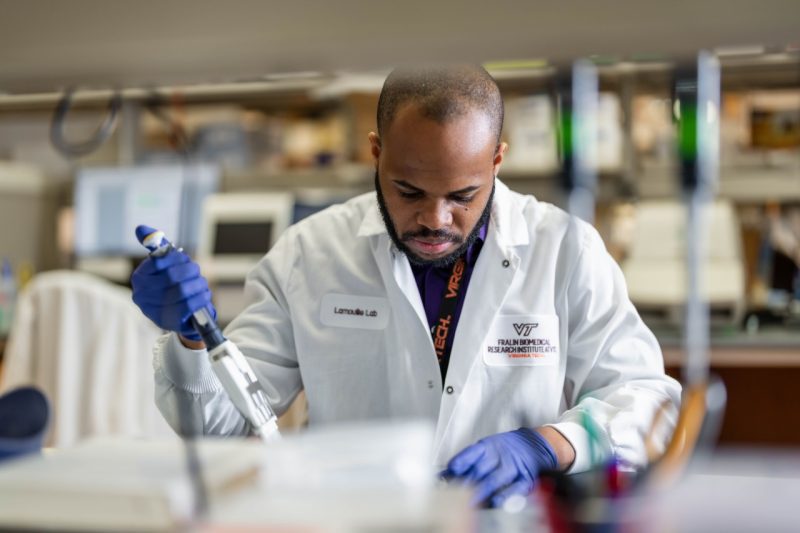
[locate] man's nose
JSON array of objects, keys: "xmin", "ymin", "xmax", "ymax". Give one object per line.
[{"xmin": 417, "ymin": 198, "xmax": 453, "ymax": 230}]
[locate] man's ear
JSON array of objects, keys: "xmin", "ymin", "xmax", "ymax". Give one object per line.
[
  {"xmin": 492, "ymin": 142, "xmax": 508, "ymax": 176},
  {"xmin": 368, "ymin": 132, "xmax": 381, "ymax": 163}
]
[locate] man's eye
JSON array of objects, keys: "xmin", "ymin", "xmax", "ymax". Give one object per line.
[
  {"xmin": 398, "ymin": 190, "xmax": 423, "ymax": 199},
  {"xmin": 450, "ymin": 195, "xmax": 475, "ymax": 204}
]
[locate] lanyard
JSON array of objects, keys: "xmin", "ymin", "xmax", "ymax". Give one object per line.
[{"xmin": 431, "ymin": 256, "xmax": 466, "ymax": 381}]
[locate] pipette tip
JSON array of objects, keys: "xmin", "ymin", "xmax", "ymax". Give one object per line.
[{"xmin": 135, "ymin": 224, "xmax": 168, "ymax": 252}]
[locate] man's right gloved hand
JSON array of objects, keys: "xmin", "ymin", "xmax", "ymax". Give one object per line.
[{"xmin": 131, "ymin": 250, "xmax": 216, "ymax": 342}]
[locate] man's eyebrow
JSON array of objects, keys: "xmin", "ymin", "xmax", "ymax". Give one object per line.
[
  {"xmin": 449, "ymin": 185, "xmax": 481, "ymax": 195},
  {"xmin": 392, "ymin": 180, "xmax": 423, "ymax": 192},
  {"xmin": 392, "ymin": 180, "xmax": 481, "ymax": 195}
]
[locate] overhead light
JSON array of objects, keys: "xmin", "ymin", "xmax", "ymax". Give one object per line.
[
  {"xmin": 483, "ymin": 59, "xmax": 549, "ymax": 70},
  {"xmin": 261, "ymin": 71, "xmax": 325, "ymax": 81},
  {"xmin": 588, "ymin": 55, "xmax": 619, "ymax": 66},
  {"xmin": 714, "ymin": 45, "xmax": 765, "ymax": 57}
]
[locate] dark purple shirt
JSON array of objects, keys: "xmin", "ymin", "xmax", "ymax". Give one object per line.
[{"xmin": 410, "ymin": 222, "xmax": 488, "ymax": 379}]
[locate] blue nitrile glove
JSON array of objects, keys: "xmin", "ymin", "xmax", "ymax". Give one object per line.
[
  {"xmin": 441, "ymin": 428, "xmax": 558, "ymax": 508},
  {"xmin": 131, "ymin": 249, "xmax": 216, "ymax": 342}
]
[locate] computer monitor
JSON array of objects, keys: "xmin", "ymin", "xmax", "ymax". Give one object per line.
[
  {"xmin": 74, "ymin": 164, "xmax": 219, "ymax": 257},
  {"xmin": 196, "ymin": 192, "xmax": 294, "ymax": 282}
]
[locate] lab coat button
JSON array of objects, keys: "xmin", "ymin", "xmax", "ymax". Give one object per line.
[
  {"xmin": 502, "ymin": 259, "xmax": 510, "ymax": 268},
  {"xmin": 428, "ymin": 380, "xmax": 434, "ymax": 389},
  {"xmin": 445, "ymin": 385, "xmax": 454, "ymax": 394}
]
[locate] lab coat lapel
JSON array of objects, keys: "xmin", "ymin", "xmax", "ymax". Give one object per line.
[
  {"xmin": 360, "ymin": 201, "xmax": 431, "ymax": 335},
  {"xmin": 432, "ymin": 226, "xmax": 519, "ymax": 456},
  {"xmin": 364, "ymin": 211, "xmax": 443, "ymax": 419},
  {"xmin": 373, "ymin": 236, "xmax": 430, "ymax": 335},
  {"xmin": 432, "ymin": 179, "xmax": 530, "ymax": 460}
]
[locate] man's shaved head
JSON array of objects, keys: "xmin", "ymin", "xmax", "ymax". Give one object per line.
[
  {"xmin": 369, "ymin": 65, "xmax": 508, "ymax": 266},
  {"xmin": 376, "ymin": 65, "xmax": 504, "ymax": 145}
]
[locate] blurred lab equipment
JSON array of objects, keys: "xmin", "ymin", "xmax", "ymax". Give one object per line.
[
  {"xmin": 260, "ymin": 420, "xmax": 434, "ymax": 493},
  {"xmin": 557, "ymin": 59, "xmax": 599, "ymax": 224},
  {"xmin": 193, "ymin": 122, "xmax": 252, "ymax": 169},
  {"xmin": 135, "ymin": 226, "xmax": 281, "ymax": 444},
  {"xmin": 0, "ymin": 162, "xmax": 55, "ymax": 275},
  {"xmin": 750, "ymin": 100, "xmax": 800, "ymax": 150},
  {"xmin": 49, "ymin": 88, "xmax": 122, "ymax": 158},
  {"xmin": 217, "ymin": 421, "xmax": 470, "ymax": 532},
  {"xmin": 594, "ymin": 93, "xmax": 624, "ymax": 173},
  {"xmin": 0, "ymin": 271, "xmax": 170, "ymax": 447},
  {"xmin": 758, "ymin": 203, "xmax": 800, "ymax": 318},
  {"xmin": 292, "ymin": 187, "xmax": 360, "ymax": 223},
  {"xmin": 502, "ymin": 94, "xmax": 559, "ymax": 173},
  {"xmin": 0, "ymin": 387, "xmax": 49, "ymax": 463},
  {"xmin": 621, "ymin": 200, "xmax": 746, "ymax": 325},
  {"xmin": 195, "ymin": 192, "xmax": 293, "ymax": 283},
  {"xmin": 631, "ymin": 50, "xmax": 728, "ymax": 493},
  {"xmin": 74, "ymin": 164, "xmax": 219, "ymax": 257},
  {"xmin": 619, "ymin": 50, "xmax": 728, "ymax": 494},
  {"xmin": 534, "ymin": 53, "xmax": 729, "ymax": 531},
  {"xmin": 677, "ymin": 50, "xmax": 721, "ymax": 387},
  {"xmin": 0, "ymin": 259, "xmax": 16, "ymax": 336},
  {"xmin": 73, "ymin": 164, "xmax": 219, "ymax": 283},
  {"xmin": 195, "ymin": 192, "xmax": 293, "ymax": 323},
  {"xmin": 0, "ymin": 422, "xmax": 469, "ymax": 532},
  {"xmin": 0, "ymin": 436, "xmax": 265, "ymax": 531}
]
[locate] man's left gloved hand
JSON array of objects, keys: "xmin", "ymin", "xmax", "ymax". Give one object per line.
[{"xmin": 440, "ymin": 428, "xmax": 558, "ymax": 508}]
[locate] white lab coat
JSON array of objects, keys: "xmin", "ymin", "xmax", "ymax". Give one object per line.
[{"xmin": 155, "ymin": 180, "xmax": 680, "ymax": 472}]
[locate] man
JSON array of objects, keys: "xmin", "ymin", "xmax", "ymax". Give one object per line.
[{"xmin": 132, "ymin": 65, "xmax": 680, "ymax": 508}]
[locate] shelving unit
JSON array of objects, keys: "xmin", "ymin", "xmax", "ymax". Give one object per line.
[{"xmin": 0, "ymin": 54, "xmax": 797, "ymax": 272}]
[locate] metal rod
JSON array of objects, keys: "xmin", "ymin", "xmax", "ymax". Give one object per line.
[
  {"xmin": 566, "ymin": 59, "xmax": 600, "ymax": 224},
  {"xmin": 683, "ymin": 51, "xmax": 720, "ymax": 387}
]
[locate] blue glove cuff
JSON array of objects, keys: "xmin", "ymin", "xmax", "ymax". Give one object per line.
[
  {"xmin": 179, "ymin": 305, "xmax": 217, "ymax": 341},
  {"xmin": 514, "ymin": 428, "xmax": 559, "ymax": 472}
]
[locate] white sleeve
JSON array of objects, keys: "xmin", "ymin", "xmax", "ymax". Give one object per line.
[
  {"xmin": 547, "ymin": 223, "xmax": 682, "ymax": 473},
  {"xmin": 153, "ymin": 332, "xmax": 251, "ymax": 437},
  {"xmin": 153, "ymin": 227, "xmax": 303, "ymax": 437}
]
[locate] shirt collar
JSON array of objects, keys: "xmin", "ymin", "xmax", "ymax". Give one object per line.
[
  {"xmin": 356, "ymin": 198, "xmax": 387, "ymax": 238},
  {"xmin": 464, "ymin": 220, "xmax": 488, "ymax": 266}
]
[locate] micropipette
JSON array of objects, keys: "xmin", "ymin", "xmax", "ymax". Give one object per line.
[{"xmin": 136, "ymin": 225, "xmax": 281, "ymax": 443}]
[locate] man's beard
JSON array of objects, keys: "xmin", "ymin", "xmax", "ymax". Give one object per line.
[{"xmin": 375, "ymin": 171, "xmax": 494, "ymax": 268}]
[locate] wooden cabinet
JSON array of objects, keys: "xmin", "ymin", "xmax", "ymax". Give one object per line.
[{"xmin": 664, "ymin": 346, "xmax": 800, "ymax": 446}]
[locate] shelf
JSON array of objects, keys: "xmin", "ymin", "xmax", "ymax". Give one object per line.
[
  {"xmin": 222, "ymin": 164, "xmax": 374, "ymax": 191},
  {"xmin": 0, "ymin": 77, "xmax": 335, "ymax": 113}
]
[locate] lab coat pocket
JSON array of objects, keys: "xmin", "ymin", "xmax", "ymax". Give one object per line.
[{"xmin": 483, "ymin": 314, "xmax": 560, "ymax": 367}]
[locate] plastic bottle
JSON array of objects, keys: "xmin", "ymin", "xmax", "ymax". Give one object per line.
[{"xmin": 0, "ymin": 259, "xmax": 17, "ymax": 336}]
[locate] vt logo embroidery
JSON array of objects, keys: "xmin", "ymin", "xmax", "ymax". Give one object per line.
[{"xmin": 513, "ymin": 322, "xmax": 539, "ymax": 336}]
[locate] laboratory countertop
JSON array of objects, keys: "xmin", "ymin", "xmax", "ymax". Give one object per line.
[
  {"xmin": 1, "ymin": 438, "xmax": 800, "ymax": 532},
  {"xmin": 649, "ymin": 324, "xmax": 800, "ymax": 368},
  {"xmin": 654, "ymin": 324, "xmax": 800, "ymax": 349}
]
